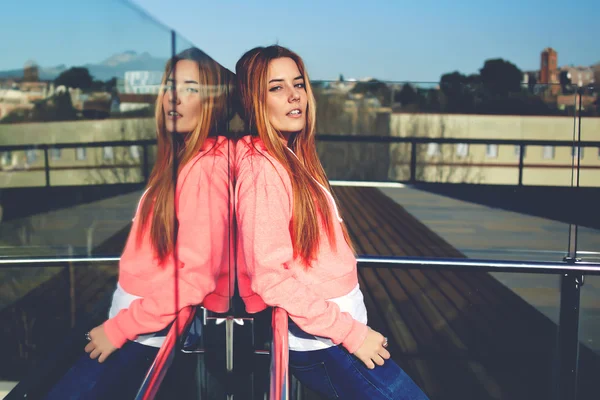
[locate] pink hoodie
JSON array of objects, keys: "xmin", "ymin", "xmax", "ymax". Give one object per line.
[
  {"xmin": 104, "ymin": 136, "xmax": 232, "ymax": 348},
  {"xmin": 234, "ymin": 136, "xmax": 369, "ymax": 354}
]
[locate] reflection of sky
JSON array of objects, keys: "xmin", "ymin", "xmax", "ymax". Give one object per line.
[
  {"xmin": 0, "ymin": 0, "xmax": 181, "ymax": 71},
  {"xmin": 1, "ymin": 0, "xmax": 599, "ymax": 81}
]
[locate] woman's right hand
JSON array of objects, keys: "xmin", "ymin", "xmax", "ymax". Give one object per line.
[{"xmin": 352, "ymin": 327, "xmax": 390, "ymax": 369}]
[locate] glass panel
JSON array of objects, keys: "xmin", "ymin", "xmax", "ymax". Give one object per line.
[
  {"xmin": 575, "ymin": 84, "xmax": 600, "ymax": 263},
  {"xmin": 1, "ymin": 1, "xmax": 236, "ymax": 398},
  {"xmin": 0, "ymin": 0, "xmax": 172, "ymax": 259},
  {"xmin": 0, "ymin": 261, "xmax": 119, "ymax": 382},
  {"xmin": 578, "ymin": 275, "xmax": 600, "ymax": 400}
]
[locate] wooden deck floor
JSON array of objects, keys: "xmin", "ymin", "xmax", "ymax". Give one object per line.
[{"xmin": 333, "ymin": 186, "xmax": 599, "ymax": 400}]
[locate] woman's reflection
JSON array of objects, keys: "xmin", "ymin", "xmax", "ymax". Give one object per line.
[{"xmin": 44, "ymin": 48, "xmax": 233, "ymax": 400}]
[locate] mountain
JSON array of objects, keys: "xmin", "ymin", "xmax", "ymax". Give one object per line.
[
  {"xmin": 0, "ymin": 51, "xmax": 168, "ymax": 82},
  {"xmin": 86, "ymin": 51, "xmax": 167, "ymax": 81}
]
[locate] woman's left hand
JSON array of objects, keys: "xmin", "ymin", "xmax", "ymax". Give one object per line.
[{"xmin": 84, "ymin": 324, "xmax": 118, "ymax": 363}]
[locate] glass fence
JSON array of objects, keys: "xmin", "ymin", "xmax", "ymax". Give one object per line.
[{"xmin": 1, "ymin": 0, "xmax": 598, "ymax": 399}]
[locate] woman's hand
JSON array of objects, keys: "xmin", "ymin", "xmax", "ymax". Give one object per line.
[
  {"xmin": 352, "ymin": 327, "xmax": 390, "ymax": 369},
  {"xmin": 84, "ymin": 324, "xmax": 118, "ymax": 363}
]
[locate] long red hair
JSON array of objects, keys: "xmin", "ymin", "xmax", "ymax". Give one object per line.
[
  {"xmin": 236, "ymin": 45, "xmax": 353, "ymax": 266},
  {"xmin": 137, "ymin": 48, "xmax": 234, "ymax": 263}
]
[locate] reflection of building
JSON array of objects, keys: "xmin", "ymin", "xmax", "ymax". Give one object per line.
[
  {"xmin": 123, "ymin": 71, "xmax": 163, "ymax": 94},
  {"xmin": 23, "ymin": 60, "xmax": 39, "ymax": 82},
  {"xmin": 0, "ymin": 61, "xmax": 54, "ymax": 120},
  {"xmin": 117, "ymin": 94, "xmax": 157, "ymax": 113},
  {"xmin": 0, "ymin": 89, "xmax": 33, "ymax": 119}
]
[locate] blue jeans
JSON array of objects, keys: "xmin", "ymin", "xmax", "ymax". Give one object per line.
[
  {"xmin": 43, "ymin": 341, "xmax": 158, "ymax": 400},
  {"xmin": 289, "ymin": 346, "xmax": 429, "ymax": 400}
]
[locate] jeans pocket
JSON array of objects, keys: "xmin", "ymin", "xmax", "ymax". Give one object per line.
[{"xmin": 290, "ymin": 361, "xmax": 339, "ymax": 399}]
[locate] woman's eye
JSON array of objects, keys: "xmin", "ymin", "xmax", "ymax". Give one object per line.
[
  {"xmin": 269, "ymin": 86, "xmax": 282, "ymax": 92},
  {"xmin": 186, "ymin": 87, "xmax": 199, "ymax": 93},
  {"xmin": 295, "ymin": 83, "xmax": 305, "ymax": 89}
]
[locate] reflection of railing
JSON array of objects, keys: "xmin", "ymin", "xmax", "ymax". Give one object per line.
[
  {"xmin": 3, "ymin": 256, "xmax": 597, "ymax": 399},
  {"xmin": 135, "ymin": 306, "xmax": 195, "ymax": 400},
  {"xmin": 0, "ymin": 139, "xmax": 155, "ymax": 187},
  {"xmin": 1, "ymin": 136, "xmax": 599, "ymax": 187}
]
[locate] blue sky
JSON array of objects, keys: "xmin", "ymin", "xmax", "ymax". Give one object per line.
[{"xmin": 1, "ymin": 0, "xmax": 598, "ymax": 82}]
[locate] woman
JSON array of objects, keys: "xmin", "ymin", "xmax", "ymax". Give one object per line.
[
  {"xmin": 234, "ymin": 45, "xmax": 429, "ymax": 399},
  {"xmin": 44, "ymin": 48, "xmax": 234, "ymax": 400}
]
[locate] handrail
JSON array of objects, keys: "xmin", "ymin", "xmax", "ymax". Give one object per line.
[
  {"xmin": 1, "ymin": 136, "xmax": 599, "ymax": 151},
  {"xmin": 134, "ymin": 306, "xmax": 195, "ymax": 400},
  {"xmin": 355, "ymin": 255, "xmax": 600, "ymax": 274},
  {"xmin": 2, "ymin": 255, "xmax": 599, "ymax": 273}
]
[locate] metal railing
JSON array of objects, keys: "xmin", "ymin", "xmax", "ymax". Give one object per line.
[
  {"xmin": 1, "ymin": 136, "xmax": 599, "ymax": 187},
  {"xmin": 2, "ymin": 256, "xmax": 599, "ymax": 399}
]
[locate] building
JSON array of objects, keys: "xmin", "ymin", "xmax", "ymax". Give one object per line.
[
  {"xmin": 389, "ymin": 112, "xmax": 600, "ymax": 186},
  {"xmin": 539, "ymin": 48, "xmax": 558, "ymax": 85},
  {"xmin": 560, "ymin": 66, "xmax": 595, "ymax": 88}
]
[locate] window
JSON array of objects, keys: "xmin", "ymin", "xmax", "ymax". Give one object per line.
[
  {"xmin": 514, "ymin": 145, "xmax": 527, "ymax": 158},
  {"xmin": 51, "ymin": 148, "xmax": 61, "ymax": 160},
  {"xmin": 103, "ymin": 146, "xmax": 114, "ymax": 161},
  {"xmin": 75, "ymin": 147, "xmax": 87, "ymax": 161},
  {"xmin": 129, "ymin": 145, "xmax": 140, "ymax": 160},
  {"xmin": 486, "ymin": 144, "xmax": 498, "ymax": 158},
  {"xmin": 1, "ymin": 151, "xmax": 12, "ymax": 165},
  {"xmin": 542, "ymin": 146, "xmax": 555, "ymax": 160},
  {"xmin": 26, "ymin": 149, "xmax": 37, "ymax": 164},
  {"xmin": 456, "ymin": 143, "xmax": 469, "ymax": 157},
  {"xmin": 426, "ymin": 143, "xmax": 441, "ymax": 156}
]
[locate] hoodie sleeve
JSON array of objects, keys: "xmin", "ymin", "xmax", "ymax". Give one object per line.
[
  {"xmin": 104, "ymin": 153, "xmax": 229, "ymax": 348},
  {"xmin": 235, "ymin": 155, "xmax": 368, "ymax": 354}
]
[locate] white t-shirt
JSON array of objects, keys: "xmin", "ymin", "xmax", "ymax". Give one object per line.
[
  {"xmin": 288, "ymin": 283, "xmax": 368, "ymax": 351},
  {"xmin": 108, "ymin": 283, "xmax": 168, "ymax": 348}
]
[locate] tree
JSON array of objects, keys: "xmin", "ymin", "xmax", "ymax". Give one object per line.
[
  {"xmin": 526, "ymin": 72, "xmax": 538, "ymax": 94},
  {"xmin": 351, "ymin": 79, "xmax": 392, "ymax": 106},
  {"xmin": 90, "ymin": 77, "xmax": 117, "ymax": 93},
  {"xmin": 54, "ymin": 67, "xmax": 93, "ymax": 90},
  {"xmin": 479, "ymin": 59, "xmax": 523, "ymax": 97},
  {"xmin": 30, "ymin": 92, "xmax": 77, "ymax": 122},
  {"xmin": 394, "ymin": 84, "xmax": 419, "ymax": 106},
  {"xmin": 440, "ymin": 71, "xmax": 476, "ymax": 113}
]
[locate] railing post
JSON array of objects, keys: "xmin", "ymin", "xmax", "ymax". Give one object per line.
[
  {"xmin": 43, "ymin": 147, "xmax": 50, "ymax": 187},
  {"xmin": 557, "ymin": 265, "xmax": 583, "ymax": 400},
  {"xmin": 142, "ymin": 144, "xmax": 150, "ymax": 184},
  {"xmin": 518, "ymin": 144, "xmax": 525, "ymax": 186},
  {"xmin": 409, "ymin": 140, "xmax": 417, "ymax": 184}
]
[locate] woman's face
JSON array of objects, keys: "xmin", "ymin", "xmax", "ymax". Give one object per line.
[
  {"xmin": 162, "ymin": 59, "xmax": 202, "ymax": 134},
  {"xmin": 266, "ymin": 57, "xmax": 308, "ymax": 138}
]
